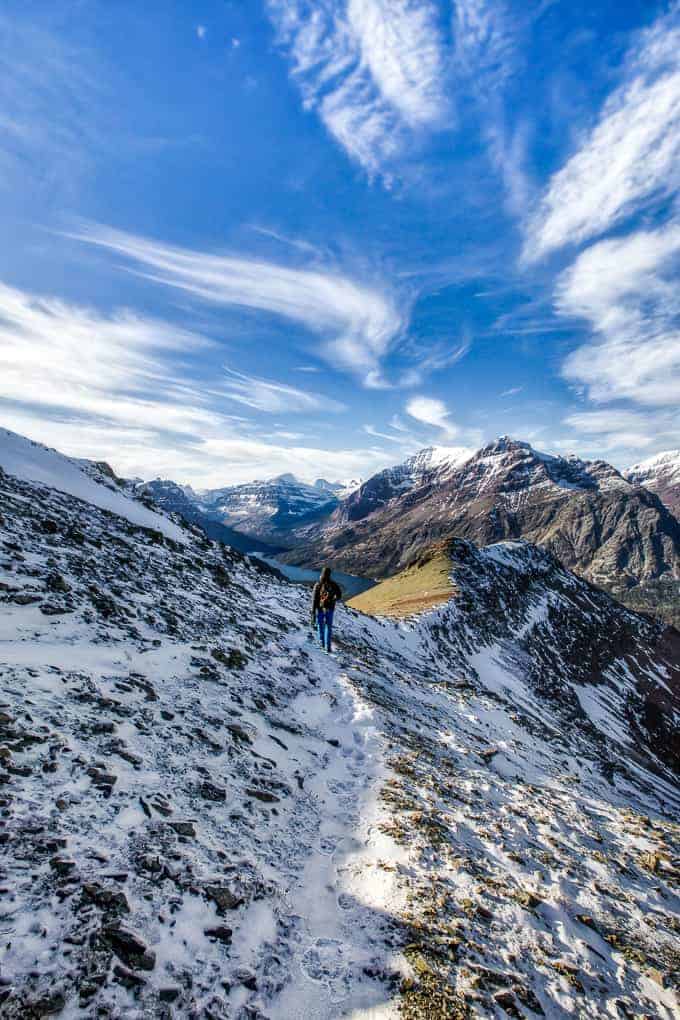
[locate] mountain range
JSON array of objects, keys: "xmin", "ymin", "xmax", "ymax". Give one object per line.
[
  {"xmin": 0, "ymin": 426, "xmax": 678, "ymax": 1016},
  {"xmin": 276, "ymin": 439, "xmax": 679, "ymax": 628},
  {"xmin": 192, "ymin": 472, "xmax": 358, "ymax": 542},
  {"xmin": 139, "ymin": 471, "xmax": 361, "ymax": 553},
  {"xmin": 99, "ymin": 435, "xmax": 680, "ymax": 629}
]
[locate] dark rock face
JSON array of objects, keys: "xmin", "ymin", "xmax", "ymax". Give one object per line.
[
  {"xmin": 288, "ymin": 439, "xmax": 680, "ymax": 626},
  {"xmin": 102, "ymin": 924, "xmax": 156, "ymax": 971}
]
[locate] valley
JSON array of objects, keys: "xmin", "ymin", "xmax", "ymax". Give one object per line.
[{"xmin": 283, "ymin": 439, "xmax": 680, "ymax": 630}]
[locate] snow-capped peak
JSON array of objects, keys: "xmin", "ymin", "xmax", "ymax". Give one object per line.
[
  {"xmin": 627, "ymin": 449, "xmax": 680, "ymax": 483},
  {"xmin": 405, "ymin": 445, "xmax": 475, "ymax": 473},
  {"xmin": 625, "ymin": 449, "xmax": 680, "ymax": 517}
]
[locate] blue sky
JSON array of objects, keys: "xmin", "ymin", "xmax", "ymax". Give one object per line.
[{"xmin": 0, "ymin": 0, "xmax": 678, "ymax": 485}]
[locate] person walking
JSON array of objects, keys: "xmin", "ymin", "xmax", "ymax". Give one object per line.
[{"xmin": 310, "ymin": 566, "xmax": 342, "ymax": 652}]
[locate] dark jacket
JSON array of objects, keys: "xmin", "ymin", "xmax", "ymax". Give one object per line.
[{"xmin": 311, "ymin": 579, "xmax": 342, "ymax": 615}]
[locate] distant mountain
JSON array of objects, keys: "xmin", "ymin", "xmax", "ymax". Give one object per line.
[
  {"xmin": 134, "ymin": 478, "xmax": 281, "ymax": 555},
  {"xmin": 313, "ymin": 476, "xmax": 361, "ymax": 498},
  {"xmin": 190, "ymin": 473, "xmax": 345, "ymax": 543},
  {"xmin": 626, "ymin": 450, "xmax": 680, "ymax": 518},
  {"xmin": 286, "ymin": 436, "xmax": 680, "ymax": 627},
  {"xmin": 332, "ymin": 445, "xmax": 472, "ymax": 526}
]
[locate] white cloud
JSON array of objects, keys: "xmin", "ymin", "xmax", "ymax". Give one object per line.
[
  {"xmin": 405, "ymin": 395, "xmax": 459, "ymax": 437},
  {"xmin": 267, "ymin": 0, "xmax": 449, "ymax": 176},
  {"xmin": 562, "ymin": 409, "xmax": 659, "ymax": 451},
  {"xmin": 452, "ymin": 0, "xmax": 533, "ymax": 218},
  {"xmin": 0, "ymin": 280, "xmax": 219, "ymax": 434},
  {"xmin": 485, "ymin": 116, "xmax": 533, "ymax": 218},
  {"xmin": 556, "ymin": 223, "xmax": 680, "ymax": 407},
  {"xmin": 221, "ymin": 368, "xmax": 345, "ymax": 413},
  {"xmin": 0, "ymin": 279, "xmax": 368, "ymax": 486},
  {"xmin": 397, "ymin": 337, "xmax": 471, "ymax": 387},
  {"xmin": 363, "ymin": 423, "xmax": 415, "ymax": 444},
  {"xmin": 500, "ymin": 386, "xmax": 523, "ymax": 397},
  {"xmin": 196, "ymin": 25, "xmax": 207, "ymax": 40},
  {"xmin": 560, "ymin": 407, "xmax": 680, "ymax": 464},
  {"xmin": 453, "ymin": 0, "xmax": 517, "ymax": 87},
  {"xmin": 525, "ymin": 10, "xmax": 680, "ymax": 260},
  {"xmin": 74, "ymin": 223, "xmax": 407, "ymax": 388},
  {"xmin": 346, "ymin": 0, "xmax": 448, "ymax": 127}
]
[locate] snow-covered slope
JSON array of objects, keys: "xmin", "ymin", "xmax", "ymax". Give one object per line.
[
  {"xmin": 0, "ymin": 428, "xmax": 186, "ymax": 544},
  {"xmin": 627, "ymin": 450, "xmax": 680, "ymax": 518},
  {"xmin": 1, "ymin": 461, "xmax": 679, "ymax": 1017}
]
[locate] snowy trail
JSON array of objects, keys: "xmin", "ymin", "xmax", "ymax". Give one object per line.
[{"xmin": 232, "ymin": 633, "xmax": 407, "ymax": 1019}]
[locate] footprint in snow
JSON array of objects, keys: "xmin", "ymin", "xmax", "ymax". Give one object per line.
[
  {"xmin": 300, "ymin": 938, "xmax": 351, "ymax": 1002},
  {"xmin": 317, "ymin": 836, "xmax": 338, "ymax": 856}
]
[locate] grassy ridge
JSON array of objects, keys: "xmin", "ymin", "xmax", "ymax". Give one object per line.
[{"xmin": 348, "ymin": 544, "xmax": 455, "ymax": 618}]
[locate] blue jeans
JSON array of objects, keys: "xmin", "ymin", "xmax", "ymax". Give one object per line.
[{"xmin": 317, "ymin": 608, "xmax": 334, "ymax": 651}]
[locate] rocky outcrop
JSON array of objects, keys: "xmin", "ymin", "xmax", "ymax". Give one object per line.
[{"xmin": 286, "ymin": 438, "xmax": 680, "ymax": 627}]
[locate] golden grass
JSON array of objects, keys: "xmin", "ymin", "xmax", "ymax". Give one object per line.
[{"xmin": 348, "ymin": 546, "xmax": 455, "ymax": 618}]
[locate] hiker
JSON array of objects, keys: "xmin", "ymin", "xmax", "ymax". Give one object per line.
[{"xmin": 311, "ymin": 566, "xmax": 342, "ymax": 652}]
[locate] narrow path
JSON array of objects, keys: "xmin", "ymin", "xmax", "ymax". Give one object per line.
[{"xmin": 264, "ymin": 637, "xmax": 406, "ymax": 1019}]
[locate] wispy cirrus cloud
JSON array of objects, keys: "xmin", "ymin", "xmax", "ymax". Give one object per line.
[
  {"xmin": 563, "ymin": 409, "xmax": 660, "ymax": 451},
  {"xmin": 73, "ymin": 223, "xmax": 408, "ymax": 388},
  {"xmin": 222, "ymin": 367, "xmax": 345, "ymax": 413},
  {"xmin": 525, "ymin": 8, "xmax": 680, "ymax": 261},
  {"xmin": 0, "ymin": 280, "xmax": 218, "ymax": 436},
  {"xmin": 0, "ymin": 279, "xmax": 360, "ymax": 485},
  {"xmin": 452, "ymin": 0, "xmax": 517, "ymax": 86},
  {"xmin": 452, "ymin": 0, "xmax": 534, "ymax": 218},
  {"xmin": 556, "ymin": 222, "xmax": 680, "ymax": 408},
  {"xmin": 560, "ymin": 407, "xmax": 680, "ymax": 464},
  {"xmin": 397, "ymin": 335, "xmax": 471, "ymax": 387},
  {"xmin": 267, "ymin": 0, "xmax": 450, "ymax": 177},
  {"xmin": 0, "ymin": 12, "xmax": 100, "ymax": 192}
]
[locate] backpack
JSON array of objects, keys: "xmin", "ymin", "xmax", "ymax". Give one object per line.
[{"xmin": 318, "ymin": 581, "xmax": 335, "ymax": 610}]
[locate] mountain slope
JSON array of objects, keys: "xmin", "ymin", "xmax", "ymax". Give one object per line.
[
  {"xmin": 0, "ymin": 428, "xmax": 186, "ymax": 544},
  {"xmin": 348, "ymin": 541, "xmax": 456, "ymax": 617},
  {"xmin": 626, "ymin": 451, "xmax": 680, "ymax": 518},
  {"xmin": 331, "ymin": 445, "xmax": 473, "ymax": 527},
  {"xmin": 287, "ymin": 437, "xmax": 680, "ymax": 627},
  {"xmin": 0, "ymin": 453, "xmax": 679, "ymax": 1017}
]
